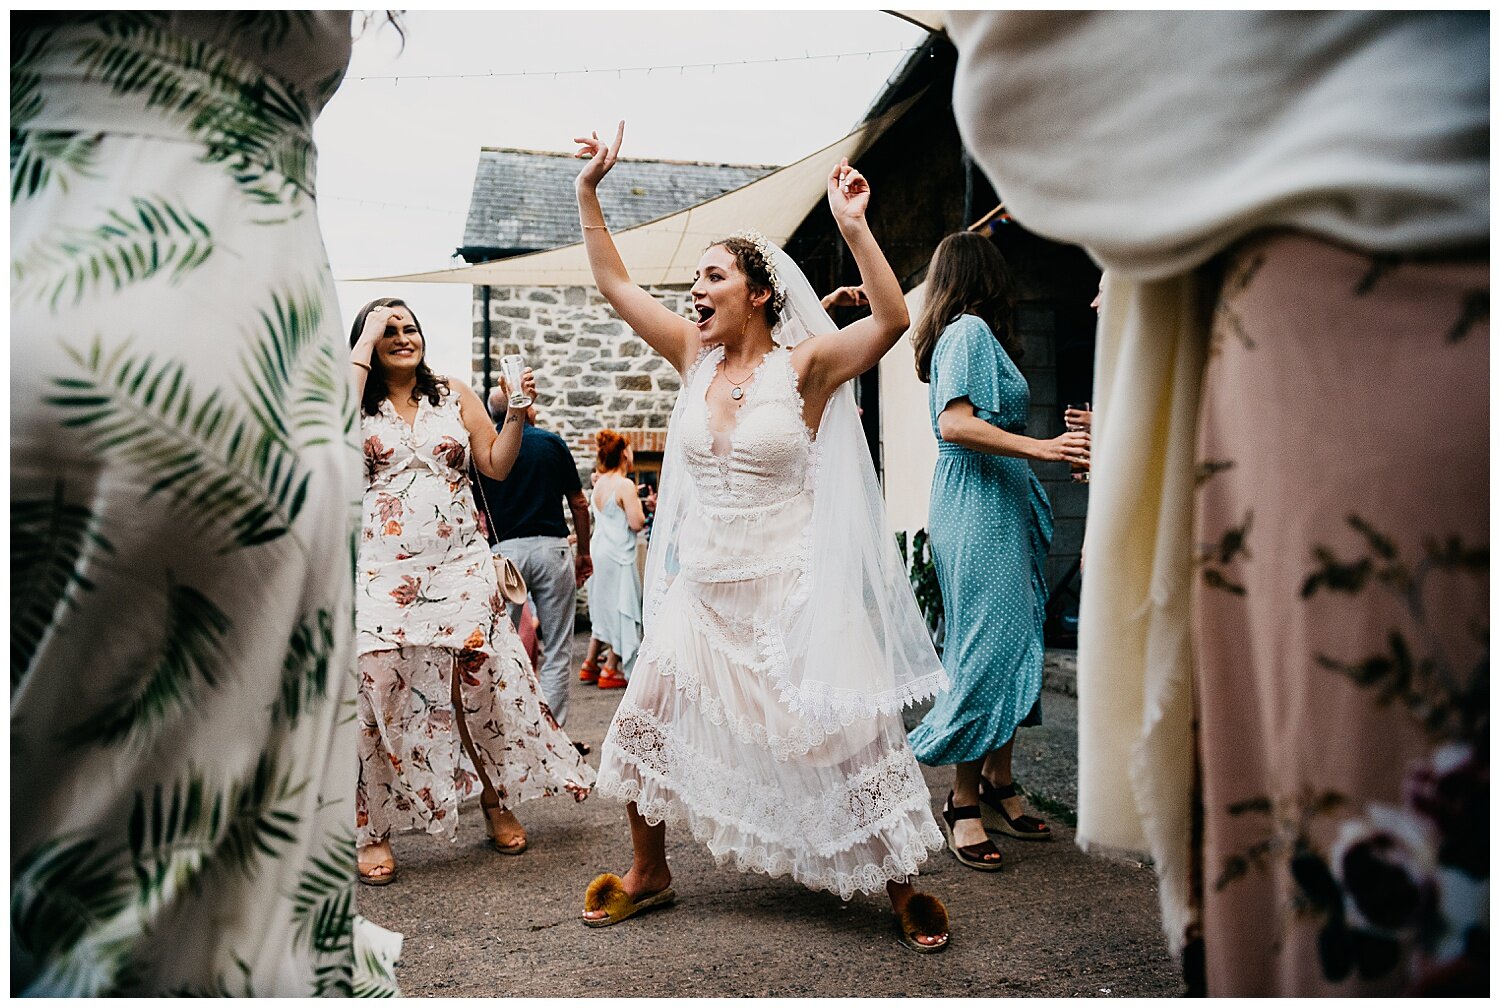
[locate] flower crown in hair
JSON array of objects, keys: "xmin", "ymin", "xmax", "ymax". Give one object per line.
[{"xmin": 729, "ymin": 229, "xmax": 787, "ymax": 318}]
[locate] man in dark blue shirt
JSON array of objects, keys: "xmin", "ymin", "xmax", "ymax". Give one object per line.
[{"xmin": 474, "ymin": 391, "xmax": 592, "ymax": 728}]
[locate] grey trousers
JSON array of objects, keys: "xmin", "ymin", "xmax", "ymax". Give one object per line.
[{"xmin": 494, "ymin": 535, "xmax": 577, "ymax": 726}]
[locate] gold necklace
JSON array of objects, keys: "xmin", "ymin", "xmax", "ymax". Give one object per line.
[{"xmin": 721, "ymin": 361, "xmax": 757, "ymax": 401}]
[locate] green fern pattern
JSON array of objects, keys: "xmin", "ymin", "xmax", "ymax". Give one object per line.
[
  {"xmin": 11, "ymin": 482, "xmax": 114, "ymax": 688},
  {"xmin": 76, "ymin": 15, "xmax": 319, "ymax": 207},
  {"xmin": 11, "ymin": 25, "xmax": 100, "ymax": 203},
  {"xmin": 291, "ymin": 832, "xmax": 357, "ymax": 953},
  {"xmin": 271, "ymin": 610, "xmax": 336, "ymax": 727},
  {"xmin": 13, "ymin": 196, "xmax": 214, "ymax": 310},
  {"xmin": 66, "ymin": 581, "xmax": 232, "ymax": 746},
  {"xmin": 46, "ymin": 336, "xmax": 315, "ymax": 550},
  {"xmin": 127, "ymin": 757, "xmax": 303, "ymax": 914},
  {"xmin": 11, "ymin": 836, "xmax": 137, "ymax": 995},
  {"xmin": 13, "ymin": 12, "xmax": 370, "ymax": 995},
  {"xmin": 241, "ymin": 285, "xmax": 355, "ymax": 449},
  {"xmin": 293, "ymin": 832, "xmax": 358, "ymax": 997}
]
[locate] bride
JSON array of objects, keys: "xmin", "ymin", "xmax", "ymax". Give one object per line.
[{"xmin": 573, "ymin": 123, "xmax": 952, "ymax": 952}]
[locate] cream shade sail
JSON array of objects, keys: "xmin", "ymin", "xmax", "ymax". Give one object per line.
[
  {"xmin": 888, "ymin": 10, "xmax": 946, "ymax": 33},
  {"xmin": 353, "ymin": 96, "xmax": 918, "ymax": 288}
]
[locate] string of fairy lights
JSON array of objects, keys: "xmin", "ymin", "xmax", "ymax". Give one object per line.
[
  {"xmin": 325, "ymin": 43, "xmax": 933, "ymax": 271},
  {"xmin": 346, "ymin": 46, "xmax": 921, "ymax": 83}
]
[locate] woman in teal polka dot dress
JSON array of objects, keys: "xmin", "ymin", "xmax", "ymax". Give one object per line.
[{"xmin": 906, "ymin": 233, "xmax": 1091, "ymax": 870}]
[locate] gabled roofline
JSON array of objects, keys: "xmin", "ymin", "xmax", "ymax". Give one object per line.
[{"xmin": 476, "ymin": 146, "xmax": 780, "ymax": 172}]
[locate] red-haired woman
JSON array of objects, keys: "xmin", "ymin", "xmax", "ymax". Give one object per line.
[{"xmin": 581, "ymin": 429, "xmax": 646, "ymax": 690}]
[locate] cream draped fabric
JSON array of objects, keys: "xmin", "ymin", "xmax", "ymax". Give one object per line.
[{"xmin": 944, "ymin": 9, "xmax": 1489, "ymax": 955}]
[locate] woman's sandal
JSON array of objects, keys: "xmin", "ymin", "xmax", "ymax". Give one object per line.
[
  {"xmin": 895, "ymin": 892, "xmax": 950, "ymax": 954},
  {"xmin": 978, "ymin": 778, "xmax": 1053, "ymax": 841},
  {"xmin": 941, "ymin": 792, "xmax": 1005, "ymax": 871},
  {"xmin": 596, "ymin": 668, "xmax": 627, "ymax": 690},
  {"xmin": 480, "ymin": 796, "xmax": 528, "ymax": 855},
  {"xmin": 357, "ymin": 842, "xmax": 397, "ymax": 886},
  {"xmin": 581, "ymin": 872, "xmax": 676, "ymax": 928},
  {"xmin": 578, "ymin": 659, "xmax": 599, "ymax": 684}
]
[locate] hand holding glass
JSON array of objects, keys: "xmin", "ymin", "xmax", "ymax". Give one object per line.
[
  {"xmin": 1065, "ymin": 401, "xmax": 1091, "ymax": 482},
  {"xmin": 500, "ymin": 354, "xmax": 533, "ymax": 409}
]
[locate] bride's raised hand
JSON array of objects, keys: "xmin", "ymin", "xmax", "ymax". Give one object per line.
[
  {"xmin": 573, "ymin": 120, "xmax": 625, "ymax": 192},
  {"xmin": 826, "ymin": 158, "xmax": 870, "ymax": 228}
]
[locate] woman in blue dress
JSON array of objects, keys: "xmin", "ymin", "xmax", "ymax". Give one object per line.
[{"xmin": 907, "ymin": 232, "xmax": 1091, "ymax": 870}]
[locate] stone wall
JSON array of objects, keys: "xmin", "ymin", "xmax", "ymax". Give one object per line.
[{"xmin": 470, "ymin": 284, "xmax": 689, "ymax": 472}]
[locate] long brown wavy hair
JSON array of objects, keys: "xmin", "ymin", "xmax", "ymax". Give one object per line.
[
  {"xmin": 910, "ymin": 232, "xmax": 1020, "ymax": 383},
  {"xmin": 348, "ymin": 296, "xmax": 449, "ymax": 416}
]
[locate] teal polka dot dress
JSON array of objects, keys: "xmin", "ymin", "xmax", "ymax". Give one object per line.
[{"xmin": 908, "ymin": 315, "xmax": 1054, "ymax": 766}]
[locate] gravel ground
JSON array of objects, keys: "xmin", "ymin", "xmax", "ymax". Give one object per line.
[{"xmin": 355, "ymin": 639, "xmax": 1180, "ymax": 997}]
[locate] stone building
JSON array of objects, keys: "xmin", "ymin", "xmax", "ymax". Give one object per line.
[
  {"xmin": 459, "ymin": 148, "xmax": 775, "ymax": 485},
  {"xmin": 448, "ymin": 34, "xmax": 1100, "ymax": 643}
]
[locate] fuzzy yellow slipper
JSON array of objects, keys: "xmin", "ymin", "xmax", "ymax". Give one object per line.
[
  {"xmin": 895, "ymin": 892, "xmax": 950, "ymax": 954},
  {"xmin": 581, "ymin": 872, "xmax": 676, "ymax": 928}
]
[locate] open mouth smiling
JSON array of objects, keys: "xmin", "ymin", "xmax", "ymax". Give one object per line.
[{"xmin": 694, "ymin": 304, "xmax": 715, "ymax": 328}]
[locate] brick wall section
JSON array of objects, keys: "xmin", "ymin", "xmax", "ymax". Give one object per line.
[{"xmin": 471, "ymin": 283, "xmax": 689, "ymax": 479}]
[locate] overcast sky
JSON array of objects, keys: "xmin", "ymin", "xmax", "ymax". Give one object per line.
[{"xmin": 313, "ymin": 10, "xmax": 928, "ymax": 378}]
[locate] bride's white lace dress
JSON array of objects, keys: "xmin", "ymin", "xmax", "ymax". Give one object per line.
[{"xmin": 596, "ymin": 345, "xmax": 944, "ymax": 898}]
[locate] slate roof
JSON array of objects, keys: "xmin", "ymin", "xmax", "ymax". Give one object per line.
[{"xmin": 459, "ymin": 148, "xmax": 778, "ymax": 262}]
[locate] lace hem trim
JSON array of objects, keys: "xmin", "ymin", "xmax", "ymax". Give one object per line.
[
  {"xmin": 594, "ymin": 740, "xmax": 943, "ymax": 900},
  {"xmin": 758, "ymin": 620, "xmax": 951, "ymax": 730},
  {"xmin": 695, "ymin": 491, "xmax": 809, "ymax": 522},
  {"xmin": 596, "ymin": 771, "xmax": 941, "ymax": 900},
  {"xmin": 680, "ymin": 549, "xmax": 804, "ymax": 584},
  {"xmin": 604, "ymin": 701, "xmax": 942, "ymax": 862}
]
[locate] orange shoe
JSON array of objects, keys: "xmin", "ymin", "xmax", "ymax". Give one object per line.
[
  {"xmin": 596, "ymin": 669, "xmax": 627, "ymax": 690},
  {"xmin": 578, "ymin": 660, "xmax": 599, "ymax": 684}
]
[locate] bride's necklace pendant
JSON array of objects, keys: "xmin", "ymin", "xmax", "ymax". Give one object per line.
[{"xmin": 730, "ymin": 385, "xmax": 744, "ymax": 401}]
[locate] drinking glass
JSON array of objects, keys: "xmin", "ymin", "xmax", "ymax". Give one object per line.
[
  {"xmin": 1065, "ymin": 401, "xmax": 1091, "ymax": 483},
  {"xmin": 500, "ymin": 353, "xmax": 533, "ymax": 409}
]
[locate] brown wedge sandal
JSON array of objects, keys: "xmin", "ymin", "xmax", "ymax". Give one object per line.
[
  {"xmin": 941, "ymin": 792, "xmax": 1005, "ymax": 871},
  {"xmin": 978, "ymin": 779, "xmax": 1053, "ymax": 841},
  {"xmin": 581, "ymin": 873, "xmax": 677, "ymax": 928},
  {"xmin": 357, "ymin": 841, "xmax": 397, "ymax": 886},
  {"xmin": 895, "ymin": 892, "xmax": 950, "ymax": 954},
  {"xmin": 481, "ymin": 795, "xmax": 528, "ymax": 855}
]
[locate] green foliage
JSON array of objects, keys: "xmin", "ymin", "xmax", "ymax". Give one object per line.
[
  {"xmin": 13, "ymin": 196, "xmax": 214, "ymax": 309},
  {"xmin": 293, "ymin": 833, "xmax": 360, "ymax": 998},
  {"xmin": 291, "ymin": 833, "xmax": 356, "ymax": 955},
  {"xmin": 66, "ymin": 581, "xmax": 231, "ymax": 746},
  {"xmin": 241, "ymin": 286, "xmax": 349, "ymax": 449},
  {"xmin": 221, "ymin": 11, "xmax": 317, "ymax": 49},
  {"xmin": 271, "ymin": 610, "xmax": 336, "ymax": 728},
  {"xmin": 11, "ymin": 482, "xmax": 114, "ymax": 687},
  {"xmin": 10, "ymin": 25, "xmax": 100, "ymax": 203},
  {"xmin": 1303, "ymin": 516, "xmax": 1488, "ymax": 742},
  {"xmin": 77, "ymin": 15, "xmax": 318, "ymax": 207},
  {"xmin": 126, "ymin": 757, "xmax": 304, "ymax": 917},
  {"xmin": 46, "ymin": 337, "xmax": 314, "ymax": 550},
  {"xmin": 350, "ymin": 940, "xmax": 401, "ymax": 998},
  {"xmin": 896, "ymin": 528, "xmax": 944, "ymax": 647},
  {"xmin": 11, "ymin": 837, "xmax": 136, "ymax": 995}
]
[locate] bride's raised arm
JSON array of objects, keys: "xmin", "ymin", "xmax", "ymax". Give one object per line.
[
  {"xmin": 796, "ymin": 160, "xmax": 910, "ymax": 403},
  {"xmin": 574, "ymin": 122, "xmax": 699, "ymax": 375}
]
